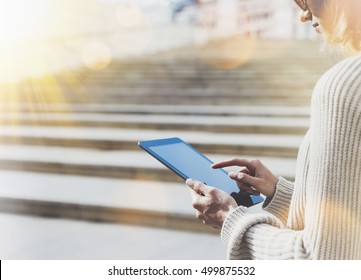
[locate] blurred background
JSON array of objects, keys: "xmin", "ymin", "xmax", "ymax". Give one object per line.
[{"xmin": 0, "ymin": 0, "xmax": 341, "ymax": 259}]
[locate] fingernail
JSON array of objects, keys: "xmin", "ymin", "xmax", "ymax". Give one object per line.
[{"xmin": 228, "ymin": 172, "xmax": 237, "ymax": 178}]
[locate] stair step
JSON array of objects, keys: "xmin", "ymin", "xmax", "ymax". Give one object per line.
[
  {"xmin": 0, "ymin": 90, "xmax": 314, "ymax": 106},
  {"xmin": 0, "ymin": 103, "xmax": 311, "ymax": 117},
  {"xmin": 0, "ymin": 145, "xmax": 296, "ymax": 181},
  {"xmin": 0, "ymin": 112, "xmax": 310, "ymax": 135},
  {"xmin": 0, "ymin": 170, "xmax": 263, "ymax": 233},
  {"xmin": 0, "ymin": 212, "xmax": 226, "ymax": 259},
  {"xmin": 0, "ymin": 127, "xmax": 304, "ymax": 157},
  {"xmin": 3, "ymin": 85, "xmax": 315, "ymax": 97}
]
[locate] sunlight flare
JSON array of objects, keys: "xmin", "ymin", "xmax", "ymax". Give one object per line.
[{"xmin": 0, "ymin": 0, "xmax": 52, "ymax": 45}]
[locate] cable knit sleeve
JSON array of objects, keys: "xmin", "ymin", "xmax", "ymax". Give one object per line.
[
  {"xmin": 221, "ymin": 55, "xmax": 361, "ymax": 259},
  {"xmin": 262, "ymin": 177, "xmax": 294, "ymax": 225},
  {"xmin": 221, "ymin": 207, "xmax": 307, "ymax": 259}
]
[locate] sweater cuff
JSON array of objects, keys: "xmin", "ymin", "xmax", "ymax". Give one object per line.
[
  {"xmin": 221, "ymin": 206, "xmax": 248, "ymax": 245},
  {"xmin": 262, "ymin": 177, "xmax": 294, "ymax": 224},
  {"xmin": 221, "ymin": 206, "xmax": 283, "ymax": 259}
]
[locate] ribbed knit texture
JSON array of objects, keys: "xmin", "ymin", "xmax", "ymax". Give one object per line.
[{"xmin": 221, "ymin": 54, "xmax": 361, "ymax": 259}]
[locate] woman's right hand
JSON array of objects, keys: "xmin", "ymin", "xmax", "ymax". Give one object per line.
[{"xmin": 212, "ymin": 158, "xmax": 278, "ymax": 198}]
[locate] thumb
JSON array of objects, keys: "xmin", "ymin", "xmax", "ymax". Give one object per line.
[{"xmin": 186, "ymin": 179, "xmax": 210, "ymax": 195}]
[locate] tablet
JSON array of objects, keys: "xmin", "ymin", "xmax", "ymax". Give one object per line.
[{"xmin": 138, "ymin": 137, "xmax": 263, "ymax": 207}]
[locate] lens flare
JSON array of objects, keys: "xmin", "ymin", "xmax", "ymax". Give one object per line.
[{"xmin": 0, "ymin": 0, "xmax": 43, "ymax": 45}]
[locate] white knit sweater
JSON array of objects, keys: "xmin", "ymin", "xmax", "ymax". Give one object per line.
[{"xmin": 221, "ymin": 54, "xmax": 361, "ymax": 259}]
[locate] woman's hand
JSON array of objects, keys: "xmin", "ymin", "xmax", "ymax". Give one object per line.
[
  {"xmin": 212, "ymin": 158, "xmax": 278, "ymax": 198},
  {"xmin": 186, "ymin": 179, "xmax": 238, "ymax": 229}
]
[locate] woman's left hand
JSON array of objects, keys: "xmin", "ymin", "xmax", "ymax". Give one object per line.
[{"xmin": 186, "ymin": 178, "xmax": 238, "ymax": 229}]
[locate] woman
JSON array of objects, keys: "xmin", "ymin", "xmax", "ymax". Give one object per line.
[{"xmin": 186, "ymin": 0, "xmax": 361, "ymax": 259}]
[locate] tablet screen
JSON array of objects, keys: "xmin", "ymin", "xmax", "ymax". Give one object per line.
[{"xmin": 142, "ymin": 138, "xmax": 239, "ymax": 194}]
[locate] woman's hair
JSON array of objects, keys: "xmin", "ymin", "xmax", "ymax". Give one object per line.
[{"xmin": 321, "ymin": 0, "xmax": 361, "ymax": 54}]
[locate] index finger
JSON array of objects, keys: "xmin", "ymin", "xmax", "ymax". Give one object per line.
[{"xmin": 211, "ymin": 158, "xmax": 255, "ymax": 173}]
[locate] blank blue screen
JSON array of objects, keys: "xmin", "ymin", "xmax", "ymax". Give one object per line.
[{"xmin": 150, "ymin": 143, "xmax": 239, "ymax": 194}]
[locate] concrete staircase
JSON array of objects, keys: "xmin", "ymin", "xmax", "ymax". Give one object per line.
[{"xmin": 0, "ymin": 38, "xmax": 340, "ymax": 234}]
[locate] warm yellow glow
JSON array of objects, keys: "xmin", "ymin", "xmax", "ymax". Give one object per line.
[
  {"xmin": 0, "ymin": 0, "xmax": 50, "ymax": 45},
  {"xmin": 0, "ymin": 0, "xmax": 60, "ymax": 82},
  {"xmin": 0, "ymin": 0, "xmax": 154, "ymax": 82}
]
